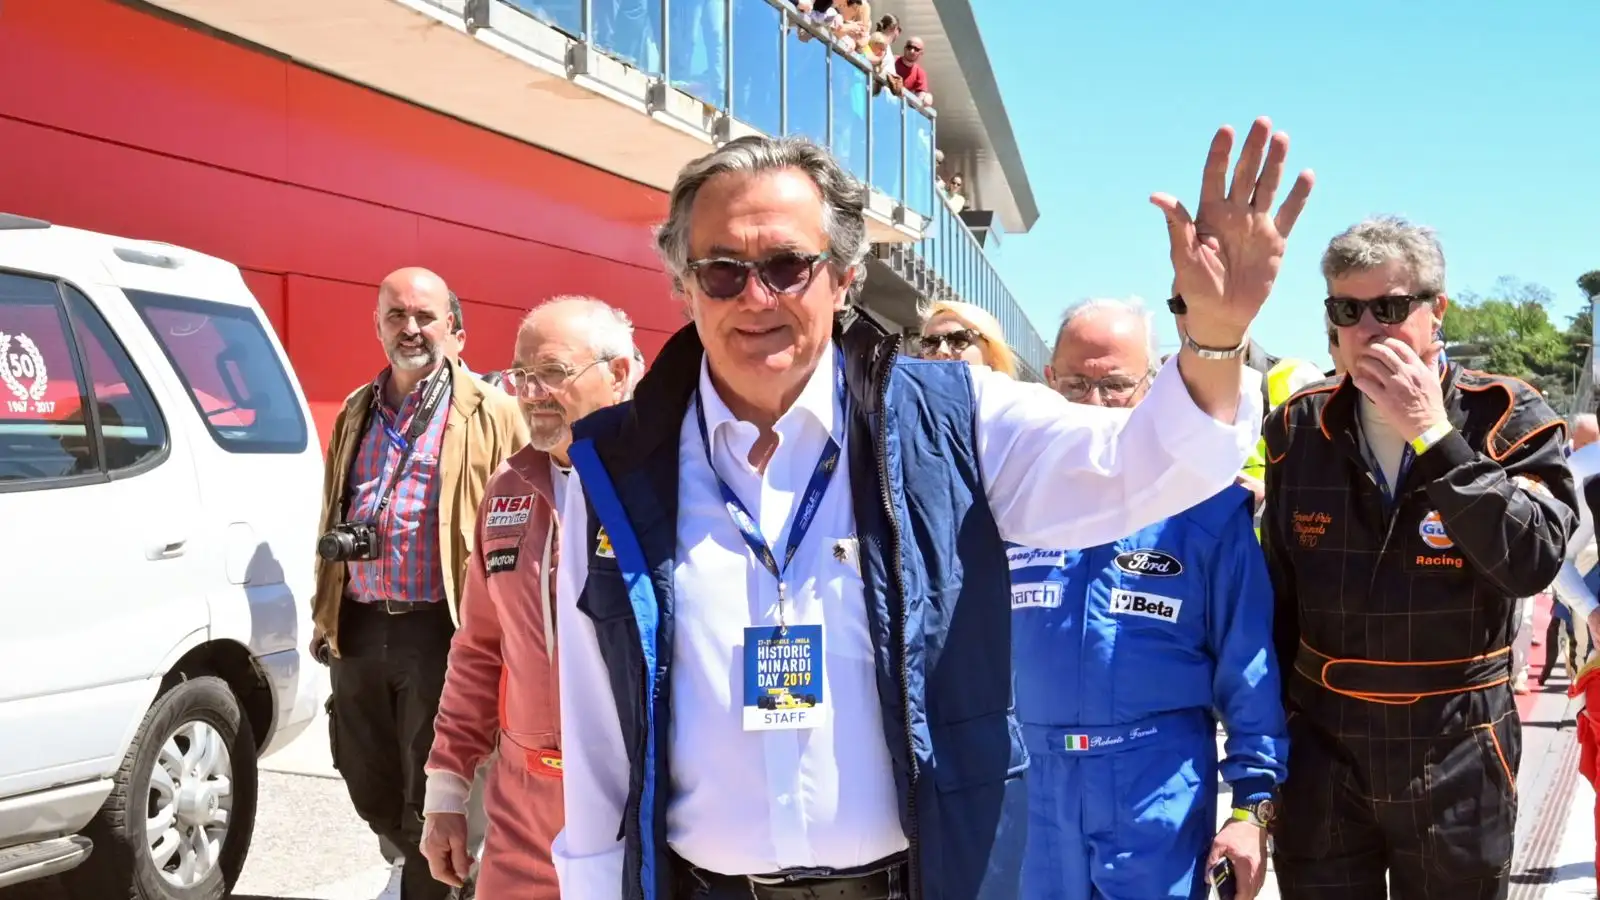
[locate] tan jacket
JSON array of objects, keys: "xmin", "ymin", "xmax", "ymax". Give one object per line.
[{"xmin": 313, "ymin": 362, "xmax": 529, "ymax": 655}]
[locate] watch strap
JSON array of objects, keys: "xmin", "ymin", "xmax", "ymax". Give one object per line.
[{"xmin": 1182, "ymin": 329, "xmax": 1251, "ymax": 360}]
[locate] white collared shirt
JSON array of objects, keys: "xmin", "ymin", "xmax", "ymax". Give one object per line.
[{"xmin": 553, "ymin": 346, "xmax": 1262, "ymax": 897}]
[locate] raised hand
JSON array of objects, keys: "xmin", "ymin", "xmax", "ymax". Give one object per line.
[{"xmin": 1153, "ymin": 117, "xmax": 1315, "ymax": 348}]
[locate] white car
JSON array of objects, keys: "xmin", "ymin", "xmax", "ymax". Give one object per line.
[{"xmin": 0, "ymin": 213, "xmax": 322, "ymax": 897}]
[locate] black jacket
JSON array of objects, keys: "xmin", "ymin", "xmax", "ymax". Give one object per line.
[{"xmin": 1262, "ymin": 366, "xmax": 1577, "ymax": 721}]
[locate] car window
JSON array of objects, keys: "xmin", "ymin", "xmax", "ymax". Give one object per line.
[
  {"xmin": 0, "ymin": 275, "xmax": 168, "ymax": 486},
  {"xmin": 61, "ymin": 286, "xmax": 168, "ymax": 474},
  {"xmin": 0, "ymin": 272, "xmax": 99, "ymax": 482},
  {"xmin": 128, "ymin": 290, "xmax": 308, "ymax": 453}
]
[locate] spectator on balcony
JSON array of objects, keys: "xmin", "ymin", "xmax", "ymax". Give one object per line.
[
  {"xmin": 796, "ymin": 0, "xmax": 842, "ymax": 42},
  {"xmin": 861, "ymin": 14, "xmax": 899, "ymax": 78},
  {"xmin": 917, "ymin": 299, "xmax": 1018, "ymax": 379},
  {"xmin": 895, "ymin": 37, "xmax": 933, "ymax": 107},
  {"xmin": 836, "ymin": 0, "xmax": 872, "ymax": 50},
  {"xmin": 944, "ymin": 173, "xmax": 967, "ymax": 214}
]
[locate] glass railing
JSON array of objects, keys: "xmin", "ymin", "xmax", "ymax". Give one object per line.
[
  {"xmin": 916, "ymin": 197, "xmax": 1049, "ymax": 376},
  {"xmin": 506, "ymin": 0, "xmax": 936, "ymax": 219}
]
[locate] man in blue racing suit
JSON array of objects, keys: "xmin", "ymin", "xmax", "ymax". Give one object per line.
[{"xmin": 1025, "ymin": 297, "xmax": 1289, "ymax": 900}]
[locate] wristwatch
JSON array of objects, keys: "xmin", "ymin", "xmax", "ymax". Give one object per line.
[{"xmin": 1232, "ymin": 798, "xmax": 1276, "ymax": 829}]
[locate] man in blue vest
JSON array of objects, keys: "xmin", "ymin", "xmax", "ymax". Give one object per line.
[
  {"xmin": 550, "ymin": 119, "xmax": 1315, "ymax": 900},
  {"xmin": 1026, "ymin": 296, "xmax": 1287, "ymax": 900}
]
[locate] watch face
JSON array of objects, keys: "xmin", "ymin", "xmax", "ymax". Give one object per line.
[{"xmin": 1255, "ymin": 799, "xmax": 1276, "ymax": 824}]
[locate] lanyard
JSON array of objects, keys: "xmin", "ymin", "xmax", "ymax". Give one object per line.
[
  {"xmin": 1364, "ymin": 438, "xmax": 1415, "ymax": 509},
  {"xmin": 370, "ymin": 365, "xmax": 452, "ymax": 516},
  {"xmin": 693, "ymin": 367, "xmax": 846, "ymax": 625}
]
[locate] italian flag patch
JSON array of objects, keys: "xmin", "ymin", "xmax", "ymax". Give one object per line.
[{"xmin": 1064, "ymin": 734, "xmax": 1089, "ymax": 751}]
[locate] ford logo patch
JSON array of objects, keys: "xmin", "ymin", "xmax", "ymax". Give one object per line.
[{"xmin": 1113, "ymin": 549, "xmax": 1184, "ymax": 577}]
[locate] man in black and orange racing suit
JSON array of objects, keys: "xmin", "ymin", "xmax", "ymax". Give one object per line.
[{"xmin": 1260, "ymin": 216, "xmax": 1578, "ymax": 900}]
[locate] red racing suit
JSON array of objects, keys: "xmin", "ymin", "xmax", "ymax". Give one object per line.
[{"xmin": 424, "ymin": 445, "xmax": 565, "ymax": 898}]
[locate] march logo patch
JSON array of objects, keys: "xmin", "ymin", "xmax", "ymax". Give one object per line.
[
  {"xmin": 1011, "ymin": 582, "xmax": 1062, "ymax": 610},
  {"xmin": 1113, "ymin": 549, "xmax": 1183, "ymax": 577},
  {"xmin": 486, "ymin": 547, "xmax": 520, "ymax": 574},
  {"xmin": 594, "ymin": 527, "xmax": 616, "ymax": 559},
  {"xmin": 1109, "ymin": 589, "xmax": 1182, "ymax": 624},
  {"xmin": 485, "ymin": 494, "xmax": 535, "ymax": 528}
]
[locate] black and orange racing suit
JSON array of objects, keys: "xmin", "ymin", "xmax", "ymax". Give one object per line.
[{"xmin": 1261, "ymin": 365, "xmax": 1578, "ymax": 899}]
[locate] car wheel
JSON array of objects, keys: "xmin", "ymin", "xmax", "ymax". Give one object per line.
[{"xmin": 65, "ymin": 675, "xmax": 259, "ymax": 899}]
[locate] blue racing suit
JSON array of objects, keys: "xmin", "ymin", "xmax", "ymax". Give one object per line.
[{"xmin": 1011, "ymin": 484, "xmax": 1288, "ymax": 900}]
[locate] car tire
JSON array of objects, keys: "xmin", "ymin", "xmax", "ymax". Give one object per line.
[{"xmin": 64, "ymin": 675, "xmax": 259, "ymax": 899}]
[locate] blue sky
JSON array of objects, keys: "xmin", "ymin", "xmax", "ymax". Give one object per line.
[{"xmin": 975, "ymin": 1, "xmax": 1600, "ymax": 368}]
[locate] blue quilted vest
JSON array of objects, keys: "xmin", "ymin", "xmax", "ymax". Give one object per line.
[{"xmin": 566, "ymin": 319, "xmax": 1025, "ymax": 900}]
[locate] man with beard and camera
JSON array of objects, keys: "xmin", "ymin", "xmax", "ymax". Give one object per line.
[
  {"xmin": 420, "ymin": 296, "xmax": 642, "ymax": 898},
  {"xmin": 311, "ymin": 267, "xmax": 528, "ymax": 900}
]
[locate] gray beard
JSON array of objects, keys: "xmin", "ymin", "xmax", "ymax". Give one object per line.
[
  {"xmin": 389, "ymin": 345, "xmax": 437, "ymax": 371},
  {"xmin": 528, "ymin": 419, "xmax": 569, "ymax": 452}
]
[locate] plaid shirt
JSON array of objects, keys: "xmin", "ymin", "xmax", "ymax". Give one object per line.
[{"xmin": 345, "ymin": 368, "xmax": 451, "ymax": 604}]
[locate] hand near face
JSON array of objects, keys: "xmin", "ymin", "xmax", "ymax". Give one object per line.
[
  {"xmin": 1152, "ymin": 117, "xmax": 1315, "ymax": 348},
  {"xmin": 1350, "ymin": 338, "xmax": 1449, "ymax": 441}
]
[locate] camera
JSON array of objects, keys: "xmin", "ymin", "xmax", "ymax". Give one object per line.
[{"xmin": 318, "ymin": 521, "xmax": 379, "ymax": 562}]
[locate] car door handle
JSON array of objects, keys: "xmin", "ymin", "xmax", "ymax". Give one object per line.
[{"xmin": 147, "ymin": 540, "xmax": 188, "ymax": 561}]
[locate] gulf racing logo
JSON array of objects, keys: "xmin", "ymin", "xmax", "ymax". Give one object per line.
[{"xmin": 1418, "ymin": 511, "xmax": 1454, "ymax": 550}]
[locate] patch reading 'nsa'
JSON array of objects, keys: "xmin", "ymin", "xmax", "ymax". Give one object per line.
[
  {"xmin": 486, "ymin": 547, "xmax": 520, "ymax": 574},
  {"xmin": 485, "ymin": 494, "xmax": 535, "ymax": 528}
]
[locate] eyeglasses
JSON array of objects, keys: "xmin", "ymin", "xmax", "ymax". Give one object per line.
[
  {"xmin": 1324, "ymin": 294, "xmax": 1435, "ymax": 327},
  {"xmin": 918, "ymin": 328, "xmax": 983, "ymax": 357},
  {"xmin": 684, "ymin": 251, "xmax": 831, "ymax": 300},
  {"xmin": 1052, "ymin": 374, "xmax": 1150, "ymax": 406},
  {"xmin": 500, "ymin": 357, "xmax": 612, "ymax": 395}
]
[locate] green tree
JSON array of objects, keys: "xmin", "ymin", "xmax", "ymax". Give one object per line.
[{"xmin": 1442, "ymin": 276, "xmax": 1586, "ymax": 408}]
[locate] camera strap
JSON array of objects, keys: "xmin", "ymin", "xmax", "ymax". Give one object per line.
[{"xmin": 370, "ymin": 362, "xmax": 453, "ymax": 518}]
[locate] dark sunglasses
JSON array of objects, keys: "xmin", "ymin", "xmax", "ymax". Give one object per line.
[
  {"xmin": 918, "ymin": 328, "xmax": 982, "ymax": 356},
  {"xmin": 1324, "ymin": 293, "xmax": 1435, "ymax": 327},
  {"xmin": 685, "ymin": 251, "xmax": 832, "ymax": 300}
]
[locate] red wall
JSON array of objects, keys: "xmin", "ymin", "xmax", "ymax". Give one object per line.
[{"xmin": 0, "ymin": 0, "xmax": 678, "ymax": 444}]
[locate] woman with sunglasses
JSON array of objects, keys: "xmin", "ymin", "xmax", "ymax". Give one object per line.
[
  {"xmin": 916, "ymin": 300, "xmax": 1018, "ymax": 378},
  {"xmin": 1263, "ymin": 215, "xmax": 1579, "ymax": 900}
]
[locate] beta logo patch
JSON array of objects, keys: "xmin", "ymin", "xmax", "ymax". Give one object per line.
[
  {"xmin": 1113, "ymin": 549, "xmax": 1184, "ymax": 577},
  {"xmin": 485, "ymin": 547, "xmax": 520, "ymax": 574},
  {"xmin": 1418, "ymin": 511, "xmax": 1454, "ymax": 550},
  {"xmin": 594, "ymin": 527, "xmax": 616, "ymax": 559},
  {"xmin": 1011, "ymin": 582, "xmax": 1062, "ymax": 610},
  {"xmin": 1109, "ymin": 589, "xmax": 1182, "ymax": 624},
  {"xmin": 485, "ymin": 494, "xmax": 535, "ymax": 528}
]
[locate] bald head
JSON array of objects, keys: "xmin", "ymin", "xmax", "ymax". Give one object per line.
[
  {"xmin": 1574, "ymin": 413, "xmax": 1599, "ymax": 451},
  {"xmin": 510, "ymin": 295, "xmax": 640, "ymax": 458},
  {"xmin": 374, "ymin": 267, "xmax": 453, "ymax": 374},
  {"xmin": 1046, "ymin": 298, "xmax": 1156, "ymax": 408}
]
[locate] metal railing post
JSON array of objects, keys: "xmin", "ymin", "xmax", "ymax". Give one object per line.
[
  {"xmin": 724, "ymin": 0, "xmax": 734, "ymax": 117},
  {"xmin": 777, "ymin": 7, "xmax": 788, "ymax": 135},
  {"xmin": 582, "ymin": 0, "xmax": 592, "ymax": 42},
  {"xmin": 660, "ymin": 0, "xmax": 671, "ymax": 80}
]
